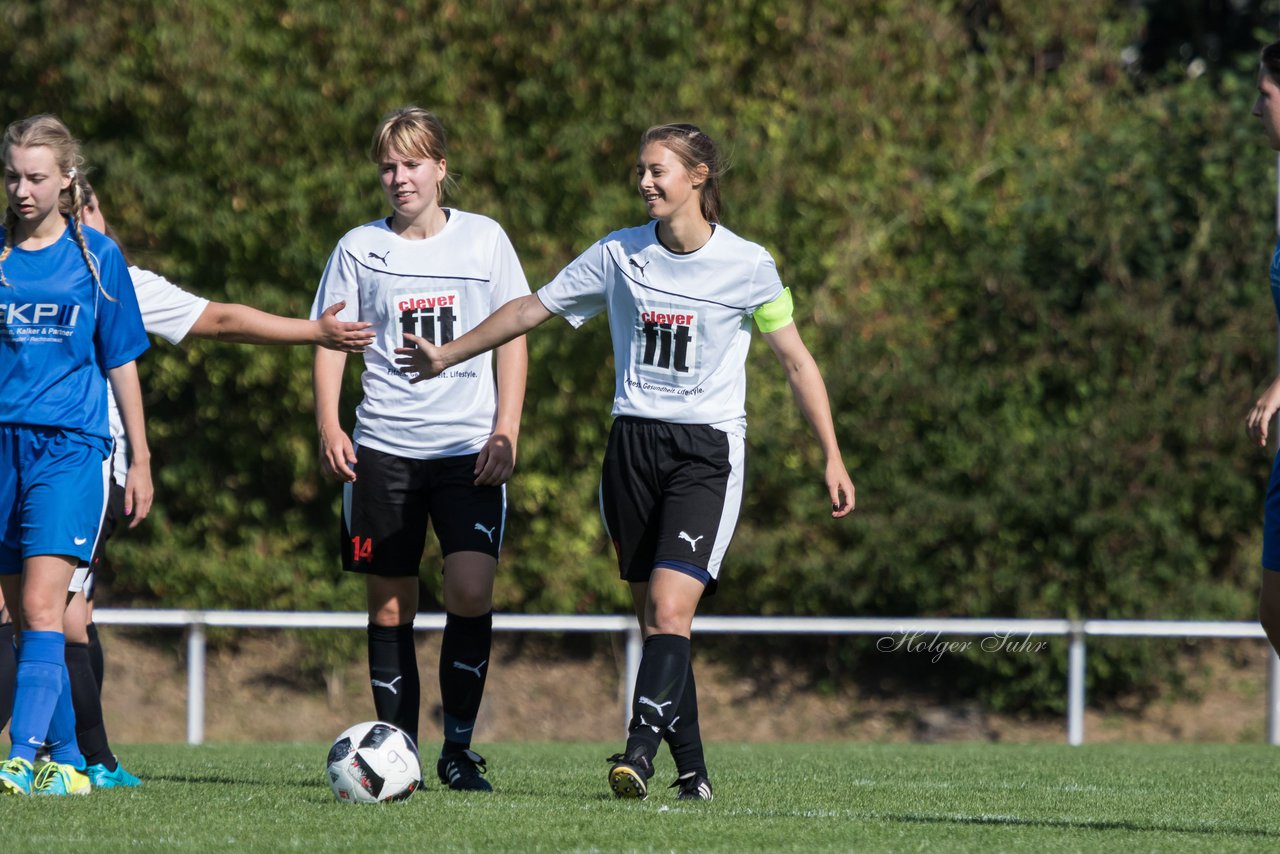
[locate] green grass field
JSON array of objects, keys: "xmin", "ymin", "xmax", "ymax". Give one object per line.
[{"xmin": 2, "ymin": 742, "xmax": 1278, "ymax": 852}]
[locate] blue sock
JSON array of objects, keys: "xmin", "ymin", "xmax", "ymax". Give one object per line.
[
  {"xmin": 47, "ymin": 660, "xmax": 83, "ymax": 767},
  {"xmin": 8, "ymin": 631, "xmax": 64, "ymax": 764}
]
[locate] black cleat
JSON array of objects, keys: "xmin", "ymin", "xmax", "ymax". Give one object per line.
[
  {"xmin": 606, "ymin": 748, "xmax": 654, "ymax": 800},
  {"xmin": 437, "ymin": 749, "xmax": 492, "ymax": 791},
  {"xmin": 670, "ymin": 771, "xmax": 713, "ymax": 801}
]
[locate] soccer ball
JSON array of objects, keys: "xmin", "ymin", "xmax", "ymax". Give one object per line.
[{"xmin": 327, "ymin": 721, "xmax": 422, "ymax": 804}]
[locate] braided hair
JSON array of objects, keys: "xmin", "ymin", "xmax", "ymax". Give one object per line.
[{"xmin": 0, "ymin": 114, "xmax": 112, "ymax": 300}]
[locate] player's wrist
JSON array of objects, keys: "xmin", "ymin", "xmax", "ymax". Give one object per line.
[{"xmin": 438, "ymin": 341, "xmax": 461, "ymax": 368}]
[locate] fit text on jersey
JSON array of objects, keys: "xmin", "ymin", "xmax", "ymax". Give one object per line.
[
  {"xmin": 638, "ymin": 308, "xmax": 697, "ymax": 374},
  {"xmin": 399, "ymin": 291, "xmax": 459, "ymax": 345}
]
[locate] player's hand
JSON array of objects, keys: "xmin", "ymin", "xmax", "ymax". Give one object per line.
[
  {"xmin": 123, "ymin": 460, "xmax": 154, "ymax": 528},
  {"xmin": 826, "ymin": 457, "xmax": 855, "ymax": 518},
  {"xmin": 319, "ymin": 423, "xmax": 358, "ymax": 482},
  {"xmin": 474, "ymin": 433, "xmax": 517, "ymax": 486},
  {"xmin": 317, "ymin": 302, "xmax": 375, "ymax": 353},
  {"xmin": 1247, "ymin": 376, "xmax": 1280, "ymax": 447},
  {"xmin": 393, "ymin": 333, "xmax": 449, "ymax": 384}
]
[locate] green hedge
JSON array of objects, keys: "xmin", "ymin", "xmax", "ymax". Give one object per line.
[{"xmin": 2, "ymin": 0, "xmax": 1275, "ymax": 710}]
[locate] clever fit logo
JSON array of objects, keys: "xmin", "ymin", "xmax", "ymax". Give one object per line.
[
  {"xmin": 399, "ymin": 292, "xmax": 459, "ymax": 345},
  {"xmin": 638, "ymin": 308, "xmax": 696, "ymax": 373}
]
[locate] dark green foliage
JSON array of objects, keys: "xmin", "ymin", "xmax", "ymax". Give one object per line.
[{"xmin": 1, "ymin": 1, "xmax": 1274, "ymax": 711}]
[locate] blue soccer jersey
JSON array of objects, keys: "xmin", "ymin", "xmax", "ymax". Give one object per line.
[
  {"xmin": 0, "ymin": 222, "xmax": 148, "ymax": 440},
  {"xmin": 1271, "ymin": 238, "xmax": 1280, "ymax": 320}
]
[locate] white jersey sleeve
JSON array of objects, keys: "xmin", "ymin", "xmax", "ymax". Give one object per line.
[
  {"xmin": 107, "ymin": 266, "xmax": 212, "ymax": 485},
  {"xmin": 130, "ymin": 266, "xmax": 211, "ymax": 345},
  {"xmin": 310, "ymin": 242, "xmax": 362, "ymax": 324},
  {"xmin": 491, "ymin": 226, "xmax": 532, "ymax": 308},
  {"xmin": 536, "ymin": 239, "xmax": 609, "ymax": 327},
  {"xmin": 748, "ymin": 249, "xmax": 786, "ymax": 312}
]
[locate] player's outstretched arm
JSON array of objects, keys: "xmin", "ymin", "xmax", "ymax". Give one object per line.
[
  {"xmin": 191, "ymin": 301, "xmax": 374, "ymax": 352},
  {"xmin": 396, "ymin": 294, "xmax": 552, "ymax": 384},
  {"xmin": 314, "ymin": 347, "xmax": 357, "ymax": 482},
  {"xmin": 763, "ymin": 322, "xmax": 855, "ymax": 518},
  {"xmin": 108, "ymin": 361, "xmax": 154, "ymax": 527},
  {"xmin": 1247, "ymin": 375, "xmax": 1280, "ymax": 447}
]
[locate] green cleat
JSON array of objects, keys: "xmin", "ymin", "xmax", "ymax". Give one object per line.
[
  {"xmin": 0, "ymin": 757, "xmax": 35, "ymax": 796},
  {"xmin": 33, "ymin": 761, "xmax": 91, "ymax": 796}
]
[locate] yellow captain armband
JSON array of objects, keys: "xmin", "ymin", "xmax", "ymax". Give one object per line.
[{"xmin": 753, "ymin": 287, "xmax": 794, "ymax": 333}]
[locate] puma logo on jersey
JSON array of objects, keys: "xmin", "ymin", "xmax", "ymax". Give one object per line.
[
  {"xmin": 628, "ymin": 258, "xmax": 650, "ymax": 276},
  {"xmin": 452, "ymin": 659, "xmax": 487, "ymax": 679},
  {"xmin": 638, "ymin": 696, "xmax": 672, "ymax": 717},
  {"xmin": 678, "ymin": 531, "xmax": 703, "ymax": 552},
  {"xmin": 474, "ymin": 522, "xmax": 496, "ymax": 542},
  {"xmin": 371, "ymin": 676, "xmax": 403, "ymax": 695},
  {"xmin": 368, "ymin": 250, "xmax": 390, "ymax": 266}
]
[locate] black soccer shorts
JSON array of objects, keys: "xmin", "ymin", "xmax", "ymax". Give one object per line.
[
  {"xmin": 599, "ymin": 417, "xmax": 745, "ymax": 594},
  {"xmin": 341, "ymin": 445, "xmax": 506, "ymax": 576}
]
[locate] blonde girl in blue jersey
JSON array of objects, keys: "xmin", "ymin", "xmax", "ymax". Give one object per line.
[
  {"xmin": 0, "ymin": 115, "xmax": 150, "ymax": 796},
  {"xmin": 0, "ymin": 176, "xmax": 375, "ymax": 788},
  {"xmin": 396, "ymin": 123, "xmax": 854, "ymax": 801}
]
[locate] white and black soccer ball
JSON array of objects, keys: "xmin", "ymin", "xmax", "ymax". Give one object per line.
[{"xmin": 327, "ymin": 721, "xmax": 422, "ymax": 804}]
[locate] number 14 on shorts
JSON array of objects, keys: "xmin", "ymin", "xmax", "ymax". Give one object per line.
[{"xmin": 351, "ymin": 536, "xmax": 373, "ymax": 562}]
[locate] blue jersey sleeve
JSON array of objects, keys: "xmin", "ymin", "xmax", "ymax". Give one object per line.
[{"xmin": 91, "ymin": 235, "xmax": 149, "ymax": 370}]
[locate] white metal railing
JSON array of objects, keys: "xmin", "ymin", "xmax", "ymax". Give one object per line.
[{"xmin": 91, "ymin": 610, "xmax": 1280, "ymax": 746}]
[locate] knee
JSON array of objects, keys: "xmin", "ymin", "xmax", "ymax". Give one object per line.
[
  {"xmin": 21, "ymin": 600, "xmax": 63, "ymax": 633},
  {"xmin": 442, "ymin": 563, "xmax": 495, "ymax": 617},
  {"xmin": 369, "ymin": 601, "xmax": 408, "ymax": 627},
  {"xmin": 647, "ymin": 599, "xmax": 692, "ymax": 637},
  {"xmin": 444, "ymin": 585, "xmax": 492, "ymax": 618}
]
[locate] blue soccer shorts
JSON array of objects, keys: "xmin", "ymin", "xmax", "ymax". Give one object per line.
[{"xmin": 0, "ymin": 425, "xmax": 111, "ymax": 574}]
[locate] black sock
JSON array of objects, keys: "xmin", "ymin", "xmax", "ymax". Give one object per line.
[
  {"xmin": 0, "ymin": 622, "xmax": 14, "ymax": 734},
  {"xmin": 87, "ymin": 622, "xmax": 105, "ymax": 692},
  {"xmin": 367, "ymin": 622, "xmax": 420, "ymax": 747},
  {"xmin": 439, "ymin": 611, "xmax": 492, "ymax": 755},
  {"xmin": 626, "ymin": 634, "xmax": 690, "ymax": 760},
  {"xmin": 663, "ymin": 658, "xmax": 707, "ymax": 777},
  {"xmin": 67, "ymin": 641, "xmax": 116, "ymax": 769}
]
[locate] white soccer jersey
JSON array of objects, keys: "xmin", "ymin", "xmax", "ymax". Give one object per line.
[
  {"xmin": 108, "ymin": 266, "xmax": 211, "ymax": 485},
  {"xmin": 536, "ymin": 222, "xmax": 784, "ymax": 436},
  {"xmin": 311, "ymin": 211, "xmax": 530, "ymax": 459}
]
